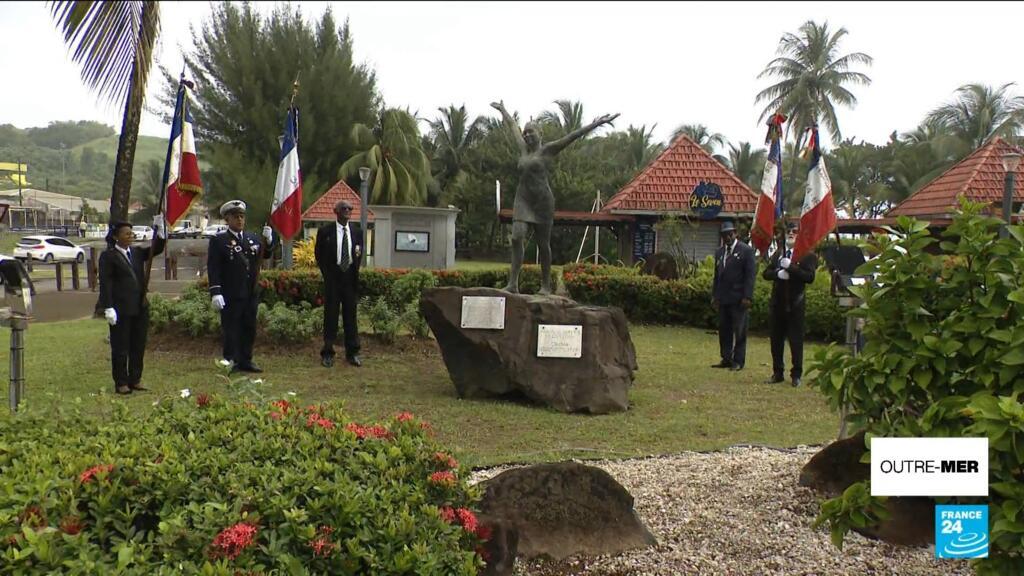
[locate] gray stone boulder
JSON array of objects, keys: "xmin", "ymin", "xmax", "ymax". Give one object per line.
[
  {"xmin": 479, "ymin": 462, "xmax": 657, "ymax": 561},
  {"xmin": 419, "ymin": 287, "xmax": 638, "ymax": 414}
]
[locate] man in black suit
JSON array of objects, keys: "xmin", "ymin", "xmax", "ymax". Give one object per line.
[
  {"xmin": 711, "ymin": 221, "xmax": 757, "ymax": 371},
  {"xmin": 98, "ymin": 217, "xmax": 165, "ymax": 394},
  {"xmin": 762, "ymin": 222, "xmax": 817, "ymax": 386},
  {"xmin": 207, "ymin": 200, "xmax": 276, "ymax": 373},
  {"xmin": 314, "ymin": 200, "xmax": 363, "ymax": 368}
]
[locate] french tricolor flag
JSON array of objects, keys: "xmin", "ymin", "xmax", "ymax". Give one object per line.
[
  {"xmin": 751, "ymin": 113, "xmax": 785, "ymax": 256},
  {"xmin": 271, "ymin": 106, "xmax": 302, "ymax": 240},
  {"xmin": 793, "ymin": 127, "xmax": 837, "ymax": 262},
  {"xmin": 163, "ymin": 80, "xmax": 203, "ymax": 227}
]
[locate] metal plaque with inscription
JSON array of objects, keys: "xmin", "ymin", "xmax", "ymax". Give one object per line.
[
  {"xmin": 460, "ymin": 296, "xmax": 506, "ymax": 329},
  {"xmin": 537, "ymin": 324, "xmax": 583, "ymax": 358}
]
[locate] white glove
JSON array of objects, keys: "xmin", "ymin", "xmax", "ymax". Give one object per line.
[
  {"xmin": 354, "ymin": 244, "xmax": 362, "ymax": 259},
  {"xmin": 211, "ymin": 295, "xmax": 226, "ymax": 311},
  {"xmin": 104, "ymin": 308, "xmax": 117, "ymax": 326},
  {"xmin": 778, "ymin": 269, "xmax": 790, "ymax": 280},
  {"xmin": 779, "ymin": 257, "xmax": 791, "ymax": 270},
  {"xmin": 262, "ymin": 225, "xmax": 273, "ymax": 243},
  {"xmin": 152, "ymin": 217, "xmax": 165, "ymax": 239}
]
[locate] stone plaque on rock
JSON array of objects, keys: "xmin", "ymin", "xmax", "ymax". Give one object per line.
[
  {"xmin": 537, "ymin": 324, "xmax": 582, "ymax": 358},
  {"xmin": 461, "ymin": 296, "xmax": 506, "ymax": 329}
]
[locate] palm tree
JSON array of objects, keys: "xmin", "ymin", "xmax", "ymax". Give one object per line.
[
  {"xmin": 925, "ymin": 83, "xmax": 1024, "ymax": 149},
  {"xmin": 428, "ymin": 104, "xmax": 485, "ymax": 189},
  {"xmin": 755, "ymin": 20, "xmax": 872, "ymax": 148},
  {"xmin": 340, "ymin": 107, "xmax": 432, "ymax": 206},
  {"xmin": 50, "ymin": 1, "xmax": 161, "ymax": 222},
  {"xmin": 726, "ymin": 142, "xmax": 767, "ymax": 190},
  {"xmin": 538, "ymin": 100, "xmax": 584, "ymax": 139},
  {"xmin": 671, "ymin": 124, "xmax": 727, "ymax": 158},
  {"xmin": 623, "ymin": 124, "xmax": 663, "ymax": 172}
]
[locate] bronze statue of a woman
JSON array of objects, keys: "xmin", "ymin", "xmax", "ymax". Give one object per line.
[{"xmin": 491, "ymin": 100, "xmax": 619, "ymax": 294}]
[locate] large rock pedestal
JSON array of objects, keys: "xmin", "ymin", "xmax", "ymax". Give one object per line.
[{"xmin": 420, "ymin": 287, "xmax": 637, "ymax": 414}]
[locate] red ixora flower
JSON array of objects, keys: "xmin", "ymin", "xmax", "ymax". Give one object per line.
[
  {"xmin": 434, "ymin": 452, "xmax": 458, "ymax": 470},
  {"xmin": 306, "ymin": 413, "xmax": 336, "ymax": 430},
  {"xmin": 309, "ymin": 536, "xmax": 337, "ymax": 557},
  {"xmin": 345, "ymin": 422, "xmax": 392, "ymax": 439},
  {"xmin": 437, "ymin": 506, "xmax": 483, "ymax": 536},
  {"xmin": 456, "ymin": 508, "xmax": 478, "ymax": 533},
  {"xmin": 59, "ymin": 515, "xmax": 84, "ymax": 535},
  {"xmin": 269, "ymin": 411, "xmax": 283, "ymax": 421},
  {"xmin": 18, "ymin": 505, "xmax": 47, "ymax": 530},
  {"xmin": 79, "ymin": 464, "xmax": 115, "ymax": 484},
  {"xmin": 195, "ymin": 393, "xmax": 211, "ymax": 407},
  {"xmin": 395, "ymin": 411, "xmax": 414, "ymax": 422},
  {"xmin": 271, "ymin": 399, "xmax": 292, "ymax": 414},
  {"xmin": 428, "ymin": 470, "xmax": 457, "ymax": 488},
  {"xmin": 210, "ymin": 522, "xmax": 258, "ymax": 560}
]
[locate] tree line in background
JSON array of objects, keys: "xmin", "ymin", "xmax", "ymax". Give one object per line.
[{"xmin": 23, "ymin": 5, "xmax": 1024, "ymax": 263}]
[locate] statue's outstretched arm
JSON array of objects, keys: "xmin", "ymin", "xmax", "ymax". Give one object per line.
[
  {"xmin": 543, "ymin": 113, "xmax": 620, "ymax": 156},
  {"xmin": 491, "ymin": 100, "xmax": 526, "ymax": 155}
]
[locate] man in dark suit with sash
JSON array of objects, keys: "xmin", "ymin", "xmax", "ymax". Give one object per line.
[
  {"xmin": 207, "ymin": 200, "xmax": 276, "ymax": 373},
  {"xmin": 711, "ymin": 221, "xmax": 757, "ymax": 371},
  {"xmin": 98, "ymin": 217, "xmax": 165, "ymax": 394},
  {"xmin": 762, "ymin": 222, "xmax": 817, "ymax": 386},
  {"xmin": 314, "ymin": 200, "xmax": 364, "ymax": 368}
]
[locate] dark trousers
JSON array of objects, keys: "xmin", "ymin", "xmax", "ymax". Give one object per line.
[
  {"xmin": 322, "ymin": 268, "xmax": 359, "ymax": 358},
  {"xmin": 109, "ymin": 310, "xmax": 149, "ymax": 388},
  {"xmin": 718, "ymin": 303, "xmax": 749, "ymax": 367},
  {"xmin": 221, "ymin": 297, "xmax": 258, "ymax": 367},
  {"xmin": 771, "ymin": 303, "xmax": 806, "ymax": 379}
]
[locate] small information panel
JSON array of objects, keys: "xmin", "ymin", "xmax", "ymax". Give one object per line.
[
  {"xmin": 460, "ymin": 296, "xmax": 506, "ymax": 329},
  {"xmin": 537, "ymin": 324, "xmax": 583, "ymax": 358}
]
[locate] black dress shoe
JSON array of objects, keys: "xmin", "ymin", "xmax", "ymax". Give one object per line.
[
  {"xmin": 730, "ymin": 364, "xmax": 744, "ymax": 371},
  {"xmin": 115, "ymin": 385, "xmax": 132, "ymax": 395},
  {"xmin": 233, "ymin": 364, "xmax": 263, "ymax": 374},
  {"xmin": 346, "ymin": 355, "xmax": 362, "ymax": 367},
  {"xmin": 792, "ymin": 377, "xmax": 802, "ymax": 387},
  {"xmin": 129, "ymin": 384, "xmax": 149, "ymax": 392},
  {"xmin": 765, "ymin": 375, "xmax": 785, "ymax": 384},
  {"xmin": 711, "ymin": 361, "xmax": 732, "ymax": 369},
  {"xmin": 321, "ymin": 355, "xmax": 335, "ymax": 368}
]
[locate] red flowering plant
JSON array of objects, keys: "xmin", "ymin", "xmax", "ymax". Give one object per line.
[{"xmin": 0, "ymin": 396, "xmax": 487, "ymax": 574}]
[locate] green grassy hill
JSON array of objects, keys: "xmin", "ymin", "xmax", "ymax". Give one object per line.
[{"xmin": 72, "ymin": 133, "xmax": 168, "ymax": 168}]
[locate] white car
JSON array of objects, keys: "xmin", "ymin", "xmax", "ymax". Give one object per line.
[
  {"xmin": 132, "ymin": 226, "xmax": 154, "ymax": 241},
  {"xmin": 13, "ymin": 236, "xmax": 86, "ymax": 263},
  {"xmin": 202, "ymin": 225, "xmax": 229, "ymax": 238}
]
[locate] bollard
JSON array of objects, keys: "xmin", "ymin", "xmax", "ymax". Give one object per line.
[
  {"xmin": 8, "ymin": 315, "xmax": 26, "ymax": 412},
  {"xmin": 55, "ymin": 262, "xmax": 64, "ymax": 291},
  {"xmin": 72, "ymin": 261, "xmax": 81, "ymax": 290}
]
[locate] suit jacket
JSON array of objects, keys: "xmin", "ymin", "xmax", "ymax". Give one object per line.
[
  {"xmin": 207, "ymin": 229, "xmax": 275, "ymax": 302},
  {"xmin": 314, "ymin": 221, "xmax": 363, "ymax": 288},
  {"xmin": 97, "ymin": 238, "xmax": 166, "ymax": 317},
  {"xmin": 712, "ymin": 240, "xmax": 756, "ymax": 305},
  {"xmin": 762, "ymin": 249, "xmax": 817, "ymax": 310}
]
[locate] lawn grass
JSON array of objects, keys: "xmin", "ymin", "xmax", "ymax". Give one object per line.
[
  {"xmin": 454, "ymin": 259, "xmax": 508, "ymax": 271},
  {"xmin": 0, "ymin": 320, "xmax": 838, "ymax": 467}
]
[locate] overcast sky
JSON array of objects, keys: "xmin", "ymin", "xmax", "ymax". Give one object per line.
[{"xmin": 2, "ymin": 1, "xmax": 1022, "ymax": 152}]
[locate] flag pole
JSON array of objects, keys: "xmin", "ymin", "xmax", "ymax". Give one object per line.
[
  {"xmin": 279, "ymin": 73, "xmax": 300, "ymax": 270},
  {"xmin": 145, "ymin": 72, "xmax": 186, "ymax": 292}
]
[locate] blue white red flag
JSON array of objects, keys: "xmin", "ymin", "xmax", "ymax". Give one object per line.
[
  {"xmin": 793, "ymin": 127, "xmax": 837, "ymax": 262},
  {"xmin": 271, "ymin": 106, "xmax": 302, "ymax": 240},
  {"xmin": 752, "ymin": 113, "xmax": 785, "ymax": 255},
  {"xmin": 162, "ymin": 80, "xmax": 203, "ymax": 228}
]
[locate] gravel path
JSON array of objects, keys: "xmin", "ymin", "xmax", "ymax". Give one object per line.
[{"xmin": 471, "ymin": 446, "xmax": 971, "ymax": 576}]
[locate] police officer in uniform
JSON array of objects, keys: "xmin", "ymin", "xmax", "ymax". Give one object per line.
[
  {"xmin": 207, "ymin": 200, "xmax": 276, "ymax": 373},
  {"xmin": 762, "ymin": 222, "xmax": 817, "ymax": 386}
]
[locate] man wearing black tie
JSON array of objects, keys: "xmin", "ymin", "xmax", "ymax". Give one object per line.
[
  {"xmin": 314, "ymin": 200, "xmax": 363, "ymax": 368},
  {"xmin": 98, "ymin": 217, "xmax": 165, "ymax": 395},
  {"xmin": 711, "ymin": 221, "xmax": 757, "ymax": 371},
  {"xmin": 762, "ymin": 222, "xmax": 817, "ymax": 386}
]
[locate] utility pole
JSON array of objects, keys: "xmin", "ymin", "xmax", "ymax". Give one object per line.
[{"xmin": 59, "ymin": 142, "xmax": 66, "ymax": 192}]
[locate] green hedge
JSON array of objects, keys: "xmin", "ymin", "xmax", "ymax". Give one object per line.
[
  {"xmin": 0, "ymin": 395, "xmax": 486, "ymax": 575},
  {"xmin": 562, "ymin": 260, "xmax": 845, "ymax": 341}
]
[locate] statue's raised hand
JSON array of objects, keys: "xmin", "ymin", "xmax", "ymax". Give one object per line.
[
  {"xmin": 595, "ymin": 113, "xmax": 620, "ymax": 126},
  {"xmin": 490, "ymin": 101, "xmax": 506, "ymax": 112}
]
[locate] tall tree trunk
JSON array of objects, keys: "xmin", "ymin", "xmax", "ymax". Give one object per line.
[{"xmin": 109, "ymin": 58, "xmax": 145, "ymax": 222}]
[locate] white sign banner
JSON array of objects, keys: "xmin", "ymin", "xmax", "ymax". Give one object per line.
[{"xmin": 870, "ymin": 437, "xmax": 988, "ymax": 496}]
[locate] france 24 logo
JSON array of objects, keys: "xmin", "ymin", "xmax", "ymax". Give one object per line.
[{"xmin": 935, "ymin": 505, "xmax": 988, "ymax": 559}]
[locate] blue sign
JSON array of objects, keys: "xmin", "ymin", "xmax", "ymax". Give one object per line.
[
  {"xmin": 935, "ymin": 505, "xmax": 988, "ymax": 559},
  {"xmin": 689, "ymin": 181, "xmax": 724, "ymax": 220}
]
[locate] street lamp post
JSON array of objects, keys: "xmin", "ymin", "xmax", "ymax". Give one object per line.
[
  {"xmin": 358, "ymin": 167, "xmax": 371, "ymax": 266},
  {"xmin": 1001, "ymin": 152, "xmax": 1021, "ymax": 239}
]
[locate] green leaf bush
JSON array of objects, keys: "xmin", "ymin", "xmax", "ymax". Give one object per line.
[
  {"xmin": 808, "ymin": 203, "xmax": 1024, "ymax": 574},
  {"xmin": 0, "ymin": 397, "xmax": 486, "ymax": 575}
]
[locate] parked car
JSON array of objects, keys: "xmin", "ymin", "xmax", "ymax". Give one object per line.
[
  {"xmin": 132, "ymin": 226, "xmax": 154, "ymax": 241},
  {"xmin": 13, "ymin": 236, "xmax": 86, "ymax": 263},
  {"xmin": 170, "ymin": 220, "xmax": 202, "ymax": 239},
  {"xmin": 202, "ymin": 224, "xmax": 229, "ymax": 238}
]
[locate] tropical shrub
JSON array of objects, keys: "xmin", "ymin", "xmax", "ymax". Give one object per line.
[
  {"xmin": 808, "ymin": 204, "xmax": 1024, "ymax": 575},
  {"xmin": 257, "ymin": 301, "xmax": 323, "ymax": 344},
  {"xmin": 0, "ymin": 396, "xmax": 487, "ymax": 575}
]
